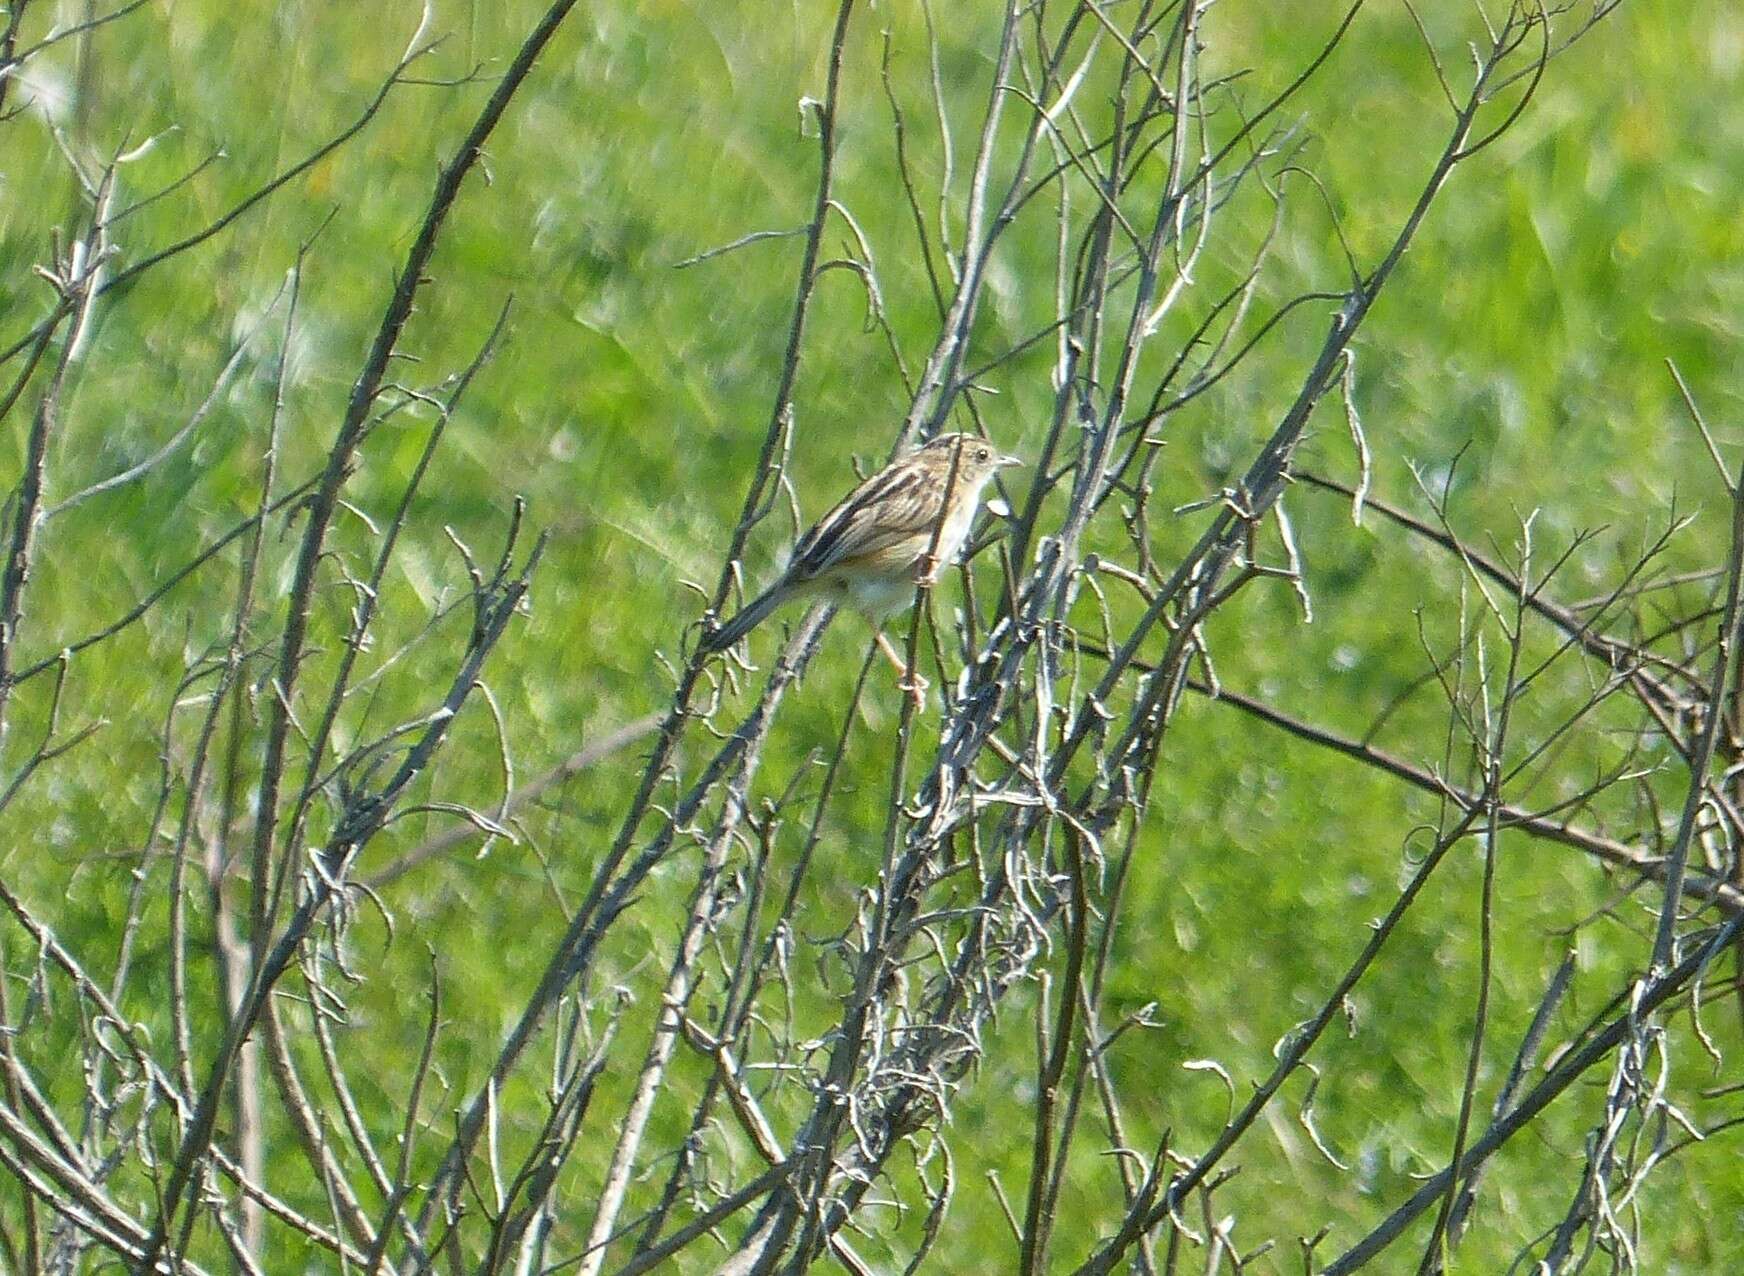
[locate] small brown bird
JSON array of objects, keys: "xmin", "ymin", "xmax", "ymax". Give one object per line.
[{"xmin": 700, "ymin": 432, "xmax": 1020, "ymax": 695}]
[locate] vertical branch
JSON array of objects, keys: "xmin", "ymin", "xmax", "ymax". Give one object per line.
[
  {"xmin": 410, "ymin": 0, "xmax": 860, "ymax": 1244},
  {"xmin": 0, "ymin": 170, "xmax": 113, "ymax": 731},
  {"xmin": 896, "ymin": 0, "xmax": 1026, "ymax": 447},
  {"xmin": 709, "ymin": 0, "xmax": 860, "ymax": 592},
  {"xmin": 0, "ymin": 938, "xmax": 43, "ymax": 1276},
  {"xmin": 1650, "ymin": 462, "xmax": 1744, "ymax": 973},
  {"xmin": 1418, "ymin": 528, "xmax": 1531, "ymax": 1273},
  {"xmin": 132, "ymin": 6, "xmax": 581, "ymax": 1249},
  {"xmin": 244, "ymin": 0, "xmax": 583, "ymax": 958},
  {"xmin": 1017, "ymin": 826, "xmax": 1090, "ymax": 1275},
  {"xmin": 0, "ymin": 0, "xmax": 34, "ymax": 119}
]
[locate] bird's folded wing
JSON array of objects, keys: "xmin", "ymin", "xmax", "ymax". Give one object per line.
[{"xmin": 789, "ymin": 456, "xmax": 943, "ymax": 580}]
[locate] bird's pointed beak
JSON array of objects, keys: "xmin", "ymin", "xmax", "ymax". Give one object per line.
[{"xmin": 997, "ymin": 454, "xmax": 1023, "ymax": 469}]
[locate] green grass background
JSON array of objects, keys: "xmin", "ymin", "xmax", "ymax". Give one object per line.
[{"xmin": 1, "ymin": 0, "xmax": 1741, "ymax": 1270}]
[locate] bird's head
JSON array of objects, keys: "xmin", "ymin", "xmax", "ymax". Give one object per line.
[{"xmin": 919, "ymin": 432, "xmax": 1023, "ymax": 485}]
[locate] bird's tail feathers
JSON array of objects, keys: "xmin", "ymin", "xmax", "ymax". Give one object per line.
[{"xmin": 699, "ymin": 584, "xmax": 788, "ymax": 653}]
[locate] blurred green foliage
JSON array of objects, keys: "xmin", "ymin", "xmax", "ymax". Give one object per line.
[{"xmin": 1, "ymin": 0, "xmax": 1741, "ymax": 1269}]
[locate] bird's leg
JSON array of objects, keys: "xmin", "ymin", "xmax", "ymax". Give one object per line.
[{"xmin": 876, "ymin": 631, "xmax": 928, "ymax": 709}]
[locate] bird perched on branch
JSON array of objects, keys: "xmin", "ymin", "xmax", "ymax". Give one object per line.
[{"xmin": 699, "ymin": 432, "xmax": 1020, "ymax": 701}]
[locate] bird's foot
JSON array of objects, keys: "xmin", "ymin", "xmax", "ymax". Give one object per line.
[{"xmin": 875, "ymin": 631, "xmax": 929, "ymax": 711}]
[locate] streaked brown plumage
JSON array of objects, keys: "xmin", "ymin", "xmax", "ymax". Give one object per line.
[{"xmin": 700, "ymin": 433, "xmax": 1020, "ymax": 664}]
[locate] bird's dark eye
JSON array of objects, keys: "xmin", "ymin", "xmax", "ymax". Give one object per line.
[{"xmin": 976, "ymin": 446, "xmax": 990, "ymax": 462}]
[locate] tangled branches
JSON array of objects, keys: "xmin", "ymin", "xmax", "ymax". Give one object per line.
[{"xmin": 1, "ymin": 1, "xmax": 1738, "ymax": 1274}]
